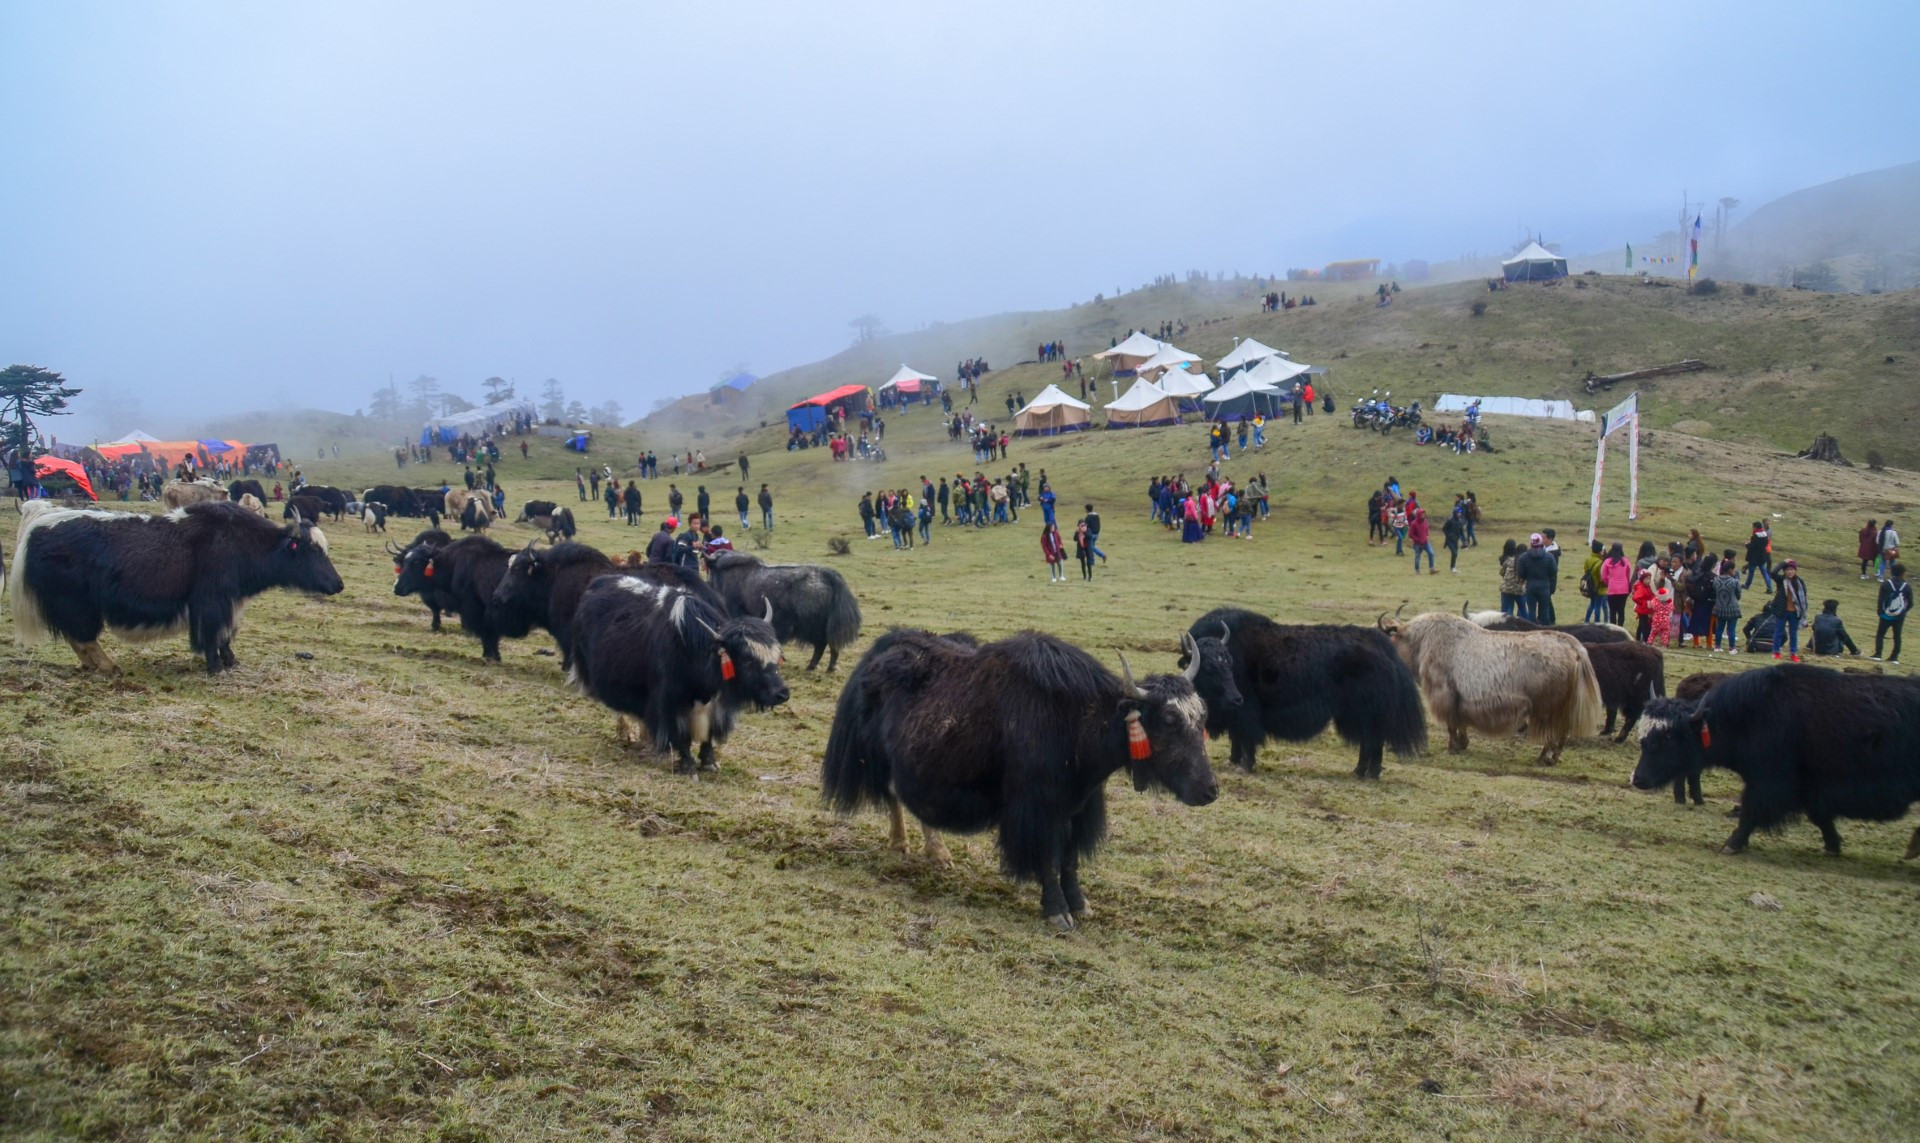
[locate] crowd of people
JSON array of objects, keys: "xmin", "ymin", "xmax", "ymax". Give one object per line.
[
  {"xmin": 1468, "ymin": 515, "xmax": 1914, "ymax": 665},
  {"xmin": 1367, "ymin": 481, "xmax": 1480, "ymax": 575},
  {"xmin": 1149, "ymin": 472, "xmax": 1270, "ymax": 542}
]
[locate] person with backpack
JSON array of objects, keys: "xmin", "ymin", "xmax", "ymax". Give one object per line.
[
  {"xmin": 1770, "ymin": 559, "xmax": 1809, "ymax": 661},
  {"xmin": 1580, "ymin": 540, "xmax": 1607, "ymax": 621},
  {"xmin": 858, "ymin": 492, "xmax": 877, "ymax": 539},
  {"xmin": 1387, "ymin": 499, "xmax": 1408, "ymax": 556},
  {"xmin": 1859, "ymin": 518, "xmax": 1881, "ymax": 579},
  {"xmin": 1743, "ymin": 521, "xmax": 1773, "ymax": 590},
  {"xmin": 1686, "ymin": 553, "xmax": 1718, "ymax": 648},
  {"xmin": 1878, "ymin": 519, "xmax": 1900, "ymax": 582},
  {"xmin": 1874, "ymin": 563, "xmax": 1912, "ymax": 665},
  {"xmin": 1710, "ymin": 558, "xmax": 1743, "ymax": 654},
  {"xmin": 1812, "ymin": 599, "xmax": 1860, "ymax": 657},
  {"xmin": 1499, "ymin": 539, "xmax": 1527, "ymax": 618}
]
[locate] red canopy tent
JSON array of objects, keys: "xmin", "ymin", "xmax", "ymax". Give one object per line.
[{"xmin": 34, "ymin": 455, "xmax": 97, "ymax": 500}]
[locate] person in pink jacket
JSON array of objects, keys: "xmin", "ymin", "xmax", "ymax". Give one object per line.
[
  {"xmin": 1041, "ymin": 522, "xmax": 1066, "ymax": 583},
  {"xmin": 1600, "ymin": 541, "xmax": 1634, "ymax": 626}
]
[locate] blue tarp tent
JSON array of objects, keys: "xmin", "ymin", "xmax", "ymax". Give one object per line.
[{"xmin": 566, "ymin": 432, "xmax": 591, "ymax": 451}]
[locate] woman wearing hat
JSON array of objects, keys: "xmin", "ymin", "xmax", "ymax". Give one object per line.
[{"xmin": 1771, "ymin": 559, "xmax": 1809, "ymax": 661}]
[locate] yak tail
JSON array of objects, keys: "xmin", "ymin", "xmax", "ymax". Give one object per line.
[
  {"xmin": 825, "ymin": 577, "xmax": 863, "ymax": 652},
  {"xmin": 820, "ymin": 671, "xmax": 889, "ymax": 814},
  {"xmin": 1380, "ymin": 661, "xmax": 1430, "ymax": 756},
  {"xmin": 9, "ymin": 513, "xmax": 53, "ymax": 646},
  {"xmin": 1545, "ymin": 650, "xmax": 1609, "ymax": 746}
]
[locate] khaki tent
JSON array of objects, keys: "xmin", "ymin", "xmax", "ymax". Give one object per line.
[
  {"xmin": 1104, "ymin": 379, "xmax": 1181, "ymax": 428},
  {"xmin": 1013, "ymin": 384, "xmax": 1092, "ymax": 436},
  {"xmin": 1134, "ymin": 342, "xmax": 1202, "ymax": 381},
  {"xmin": 1092, "ymin": 330, "xmax": 1166, "ymax": 375}
]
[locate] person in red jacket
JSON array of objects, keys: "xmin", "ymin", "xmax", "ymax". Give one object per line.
[
  {"xmin": 1041, "ymin": 522, "xmax": 1066, "ymax": 583},
  {"xmin": 1860, "ymin": 518, "xmax": 1881, "ymax": 579},
  {"xmin": 1407, "ymin": 494, "xmax": 1435, "ymax": 574}
]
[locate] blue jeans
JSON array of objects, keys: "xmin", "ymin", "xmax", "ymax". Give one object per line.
[
  {"xmin": 1744, "ymin": 561, "xmax": 1772, "ymax": 591},
  {"xmin": 740, "ymin": 510, "xmax": 750, "ymax": 528},
  {"xmin": 1584, "ymin": 595, "xmax": 1607, "ymax": 622},
  {"xmin": 1773, "ymin": 614, "xmax": 1801, "ymax": 655},
  {"xmin": 1715, "ymin": 615, "xmax": 1738, "ymax": 649},
  {"xmin": 1393, "ymin": 527, "xmax": 1406, "ymax": 555},
  {"xmin": 1525, "ymin": 587, "xmax": 1556, "ymax": 625},
  {"xmin": 1252, "ymin": 426, "xmax": 1266, "ymax": 448},
  {"xmin": 1412, "ymin": 542, "xmax": 1434, "ymax": 571},
  {"xmin": 863, "ymin": 516, "xmax": 876, "ymax": 537},
  {"xmin": 762, "ymin": 507, "xmax": 774, "ymax": 529},
  {"xmin": 918, "ymin": 517, "xmax": 931, "ymax": 543},
  {"xmin": 1089, "ymin": 534, "xmax": 1106, "ymax": 561}
]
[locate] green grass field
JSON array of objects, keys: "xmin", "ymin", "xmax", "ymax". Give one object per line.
[{"xmin": 6, "ymin": 337, "xmax": 1920, "ymax": 1139}]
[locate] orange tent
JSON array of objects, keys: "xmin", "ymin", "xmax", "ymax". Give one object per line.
[{"xmin": 34, "ymin": 455, "xmax": 97, "ymax": 500}]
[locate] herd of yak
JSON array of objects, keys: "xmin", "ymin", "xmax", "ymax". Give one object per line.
[{"xmin": 6, "ymin": 483, "xmax": 1920, "ymax": 929}]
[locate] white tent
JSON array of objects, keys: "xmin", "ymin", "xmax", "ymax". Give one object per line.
[
  {"xmin": 1202, "ymin": 375, "xmax": 1285, "ymax": 421},
  {"xmin": 1134, "ymin": 343, "xmax": 1202, "ymax": 379},
  {"xmin": 1214, "ymin": 338, "xmax": 1287, "ymax": 373},
  {"xmin": 1104, "ymin": 379, "xmax": 1182, "ymax": 428},
  {"xmin": 1501, "ymin": 241, "xmax": 1569, "ymax": 282},
  {"xmin": 1013, "ymin": 384, "xmax": 1092, "ymax": 436},
  {"xmin": 1434, "ymin": 393, "xmax": 1594, "ymax": 423},
  {"xmin": 1241, "ymin": 355, "xmax": 1312, "ymax": 389},
  {"xmin": 1154, "ymin": 369, "xmax": 1214, "ymax": 397},
  {"xmin": 1093, "ymin": 330, "xmax": 1164, "ymax": 359},
  {"xmin": 878, "ymin": 364, "xmax": 937, "ymax": 394},
  {"xmin": 423, "ymin": 396, "xmax": 539, "ymax": 441},
  {"xmin": 107, "ymin": 429, "xmax": 162, "ymax": 444}
]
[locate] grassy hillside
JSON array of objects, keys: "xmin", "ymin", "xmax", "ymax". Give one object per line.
[
  {"xmin": 5, "ymin": 358, "xmax": 1919, "ymax": 1138},
  {"xmin": 641, "ymin": 276, "xmax": 1920, "ymax": 471},
  {"xmin": 1721, "ymin": 160, "xmax": 1920, "ymax": 292}
]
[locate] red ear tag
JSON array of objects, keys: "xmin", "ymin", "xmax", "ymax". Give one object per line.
[
  {"xmin": 289, "ymin": 541, "xmax": 299, "ymax": 551},
  {"xmin": 1699, "ymin": 724, "xmax": 1712, "ymax": 749},
  {"xmin": 393, "ymin": 565, "xmax": 403, "ymax": 576},
  {"xmin": 1125, "ymin": 710, "xmax": 1151, "ymax": 761},
  {"xmin": 719, "ymin": 647, "xmax": 736, "ymax": 680},
  {"xmin": 423, "ymin": 564, "xmax": 434, "ymax": 577}
]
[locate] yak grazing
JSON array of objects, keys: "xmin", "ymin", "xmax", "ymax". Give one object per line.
[
  {"xmin": 1380, "ymin": 608, "xmax": 1603, "ymax": 765},
  {"xmin": 11, "ymin": 501, "xmax": 342, "ymax": 674},
  {"xmin": 822, "ymin": 628, "xmax": 1216, "ymax": 930},
  {"xmin": 1632, "ymin": 664, "xmax": 1920, "ymax": 858},
  {"xmin": 1184, "ymin": 607, "xmax": 1426, "ymax": 779}
]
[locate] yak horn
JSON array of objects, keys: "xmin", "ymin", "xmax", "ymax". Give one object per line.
[
  {"xmin": 1377, "ymin": 611, "xmax": 1392, "ymax": 631},
  {"xmin": 1217, "ymin": 621, "xmax": 1230, "ymax": 644},
  {"xmin": 762, "ymin": 598, "xmax": 775, "ymax": 625},
  {"xmin": 385, "ymin": 540, "xmax": 404, "ymax": 557},
  {"xmin": 1116, "ymin": 652, "xmax": 1149, "ymax": 699},
  {"xmin": 697, "ymin": 618, "xmax": 722, "ymax": 639},
  {"xmin": 1180, "ymin": 632, "xmax": 1201, "ymax": 682},
  {"xmin": 1461, "ymin": 600, "xmax": 1470, "ymax": 619},
  {"xmin": 1395, "ymin": 602, "xmax": 1408, "ymax": 619}
]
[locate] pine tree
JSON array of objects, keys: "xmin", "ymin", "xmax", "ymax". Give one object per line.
[
  {"xmin": 0, "ymin": 364, "xmax": 82, "ymax": 455},
  {"xmin": 540, "ymin": 379, "xmax": 567, "ymax": 421}
]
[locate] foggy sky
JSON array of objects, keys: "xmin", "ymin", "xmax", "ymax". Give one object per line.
[{"xmin": 4, "ymin": 0, "xmax": 1915, "ymax": 440}]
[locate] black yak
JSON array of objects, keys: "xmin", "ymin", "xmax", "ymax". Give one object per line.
[
  {"xmin": 708, "ymin": 551, "xmax": 862, "ymax": 671},
  {"xmin": 544, "ymin": 506, "xmax": 576, "ymax": 542},
  {"xmin": 284, "ymin": 495, "xmax": 324, "ymax": 524},
  {"xmin": 362, "ymin": 485, "xmax": 425, "ymax": 518},
  {"xmin": 1184, "ymin": 608, "xmax": 1426, "ymax": 779},
  {"xmin": 1466, "ymin": 605, "xmax": 1631, "ymax": 644},
  {"xmin": 517, "ymin": 499, "xmax": 558, "ymax": 523},
  {"xmin": 227, "ymin": 478, "xmax": 267, "ymax": 505},
  {"xmin": 490, "ymin": 542, "xmax": 721, "ymax": 670},
  {"xmin": 1584, "ymin": 640, "xmax": 1666, "ymax": 743},
  {"xmin": 822, "ymin": 628, "xmax": 1217, "ymax": 930},
  {"xmin": 392, "ymin": 534, "xmax": 527, "ymax": 660},
  {"xmin": 296, "ymin": 485, "xmax": 348, "ymax": 521},
  {"xmin": 1632, "ymin": 664, "xmax": 1920, "ymax": 857},
  {"xmin": 11, "ymin": 501, "xmax": 343, "ymax": 674},
  {"xmin": 568, "ymin": 575, "xmax": 789, "ymax": 773}
]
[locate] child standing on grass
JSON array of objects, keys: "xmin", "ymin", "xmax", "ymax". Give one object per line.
[
  {"xmin": 1649, "ymin": 562, "xmax": 1676, "ymax": 647},
  {"xmin": 1074, "ymin": 522, "xmax": 1095, "ymax": 581},
  {"xmin": 1711, "ymin": 559, "xmax": 1743, "ymax": 654},
  {"xmin": 1042, "ymin": 522, "xmax": 1066, "ymax": 583}
]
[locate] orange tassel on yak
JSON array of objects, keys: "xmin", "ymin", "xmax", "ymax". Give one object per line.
[
  {"xmin": 719, "ymin": 647, "xmax": 736, "ymax": 681},
  {"xmin": 1125, "ymin": 710, "xmax": 1151, "ymax": 761}
]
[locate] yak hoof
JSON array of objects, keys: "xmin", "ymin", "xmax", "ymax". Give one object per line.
[
  {"xmin": 1046, "ymin": 913, "xmax": 1075, "ymax": 934},
  {"xmin": 1719, "ymin": 843, "xmax": 1747, "ymax": 856},
  {"xmin": 1071, "ymin": 901, "xmax": 1094, "ymax": 919}
]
